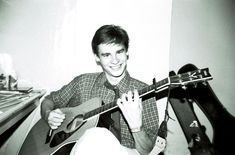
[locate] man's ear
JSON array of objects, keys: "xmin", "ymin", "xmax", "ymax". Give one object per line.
[
  {"xmin": 94, "ymin": 54, "xmax": 100, "ymax": 64},
  {"xmin": 126, "ymin": 51, "xmax": 129, "ymax": 60}
]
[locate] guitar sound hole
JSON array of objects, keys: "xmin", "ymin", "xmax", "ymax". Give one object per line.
[{"xmin": 66, "ymin": 114, "xmax": 84, "ymax": 131}]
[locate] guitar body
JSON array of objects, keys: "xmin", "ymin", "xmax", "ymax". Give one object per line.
[
  {"xmin": 19, "ymin": 97, "xmax": 102, "ymax": 155},
  {"xmin": 178, "ymin": 64, "xmax": 235, "ymax": 155}
]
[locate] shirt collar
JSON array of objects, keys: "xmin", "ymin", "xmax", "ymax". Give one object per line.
[{"xmin": 97, "ymin": 71, "xmax": 130, "ymax": 91}]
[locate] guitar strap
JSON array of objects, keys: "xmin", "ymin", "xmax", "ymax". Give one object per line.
[{"xmin": 150, "ymin": 78, "xmax": 168, "ymax": 155}]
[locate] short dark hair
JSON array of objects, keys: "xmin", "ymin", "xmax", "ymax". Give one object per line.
[{"xmin": 91, "ymin": 25, "xmax": 129, "ymax": 55}]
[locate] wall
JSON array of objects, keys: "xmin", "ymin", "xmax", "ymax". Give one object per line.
[
  {"xmin": 170, "ymin": 0, "xmax": 235, "ymax": 114},
  {"xmin": 0, "ymin": 0, "xmax": 172, "ymax": 152},
  {"xmin": 167, "ymin": 0, "xmax": 235, "ymax": 154},
  {"xmin": 0, "ymin": 0, "xmax": 171, "ymax": 91}
]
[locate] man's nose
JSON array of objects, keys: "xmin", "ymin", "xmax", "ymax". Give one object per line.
[{"xmin": 111, "ymin": 54, "xmax": 119, "ymax": 63}]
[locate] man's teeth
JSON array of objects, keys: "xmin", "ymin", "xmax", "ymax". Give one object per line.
[{"xmin": 111, "ymin": 65, "xmax": 121, "ymax": 69}]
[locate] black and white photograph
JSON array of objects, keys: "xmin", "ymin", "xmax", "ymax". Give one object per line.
[{"xmin": 0, "ymin": 0, "xmax": 234, "ymax": 155}]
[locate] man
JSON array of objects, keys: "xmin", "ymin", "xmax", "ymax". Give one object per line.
[{"xmin": 41, "ymin": 25, "xmax": 159, "ymax": 155}]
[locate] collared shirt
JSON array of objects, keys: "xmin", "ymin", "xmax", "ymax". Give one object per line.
[{"xmin": 45, "ymin": 71, "xmax": 159, "ymax": 148}]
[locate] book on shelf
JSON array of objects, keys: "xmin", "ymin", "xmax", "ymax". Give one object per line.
[
  {"xmin": 16, "ymin": 87, "xmax": 33, "ymax": 93},
  {"xmin": 0, "ymin": 92, "xmax": 30, "ymax": 109}
]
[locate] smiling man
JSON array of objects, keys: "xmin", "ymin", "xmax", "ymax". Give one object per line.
[{"xmin": 41, "ymin": 25, "xmax": 159, "ymax": 155}]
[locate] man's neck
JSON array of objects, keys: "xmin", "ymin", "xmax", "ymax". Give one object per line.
[{"xmin": 105, "ymin": 72, "xmax": 126, "ymax": 86}]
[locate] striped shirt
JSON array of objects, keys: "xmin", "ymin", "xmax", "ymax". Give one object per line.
[{"xmin": 45, "ymin": 71, "xmax": 159, "ymax": 148}]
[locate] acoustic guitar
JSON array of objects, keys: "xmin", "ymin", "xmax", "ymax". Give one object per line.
[{"xmin": 19, "ymin": 68, "xmax": 213, "ymax": 155}]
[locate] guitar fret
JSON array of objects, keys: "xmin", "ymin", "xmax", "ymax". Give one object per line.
[
  {"xmin": 139, "ymin": 87, "xmax": 148, "ymax": 95},
  {"xmin": 170, "ymin": 76, "xmax": 179, "ymax": 82},
  {"xmin": 138, "ymin": 84, "xmax": 156, "ymax": 97},
  {"xmin": 182, "ymin": 73, "xmax": 191, "ymax": 82},
  {"xmin": 155, "ymin": 78, "xmax": 169, "ymax": 90},
  {"xmin": 83, "ymin": 101, "xmax": 117, "ymax": 120}
]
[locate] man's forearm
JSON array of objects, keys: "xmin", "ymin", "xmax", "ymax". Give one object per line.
[
  {"xmin": 40, "ymin": 98, "xmax": 54, "ymax": 120},
  {"xmin": 132, "ymin": 130, "xmax": 154, "ymax": 155}
]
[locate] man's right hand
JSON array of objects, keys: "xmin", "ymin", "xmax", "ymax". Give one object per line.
[{"xmin": 47, "ymin": 109, "xmax": 65, "ymax": 130}]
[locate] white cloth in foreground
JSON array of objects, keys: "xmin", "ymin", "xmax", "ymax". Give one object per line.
[{"xmin": 70, "ymin": 127, "xmax": 140, "ymax": 155}]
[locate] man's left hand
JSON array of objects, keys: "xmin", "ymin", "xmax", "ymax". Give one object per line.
[{"xmin": 117, "ymin": 90, "xmax": 143, "ymax": 132}]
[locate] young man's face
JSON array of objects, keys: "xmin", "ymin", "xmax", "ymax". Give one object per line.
[{"xmin": 95, "ymin": 43, "xmax": 129, "ymax": 80}]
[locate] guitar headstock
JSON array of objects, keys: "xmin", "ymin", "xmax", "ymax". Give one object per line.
[{"xmin": 170, "ymin": 68, "xmax": 213, "ymax": 86}]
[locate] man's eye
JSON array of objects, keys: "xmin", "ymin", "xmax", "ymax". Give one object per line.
[
  {"xmin": 117, "ymin": 50, "xmax": 124, "ymax": 54},
  {"xmin": 102, "ymin": 53, "xmax": 110, "ymax": 57}
]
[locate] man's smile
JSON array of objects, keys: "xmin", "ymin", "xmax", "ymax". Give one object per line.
[{"xmin": 110, "ymin": 64, "xmax": 122, "ymax": 70}]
